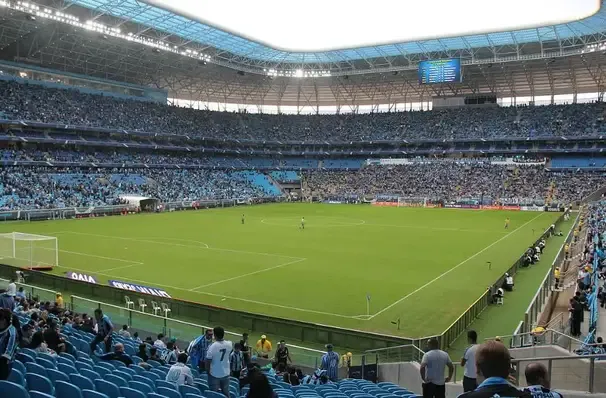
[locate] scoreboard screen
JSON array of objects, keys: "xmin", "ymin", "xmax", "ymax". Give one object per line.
[{"xmin": 418, "ymin": 59, "xmax": 462, "ymax": 84}]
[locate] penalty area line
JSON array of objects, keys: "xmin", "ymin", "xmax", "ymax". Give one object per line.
[
  {"xmin": 368, "ymin": 212, "xmax": 545, "ymax": 320},
  {"xmin": 189, "ymin": 257, "xmax": 307, "ymax": 291}
]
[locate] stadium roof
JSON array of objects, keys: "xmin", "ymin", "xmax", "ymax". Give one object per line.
[
  {"xmin": 69, "ymin": 0, "xmax": 605, "ymax": 69},
  {"xmin": 0, "ymin": 0, "xmax": 604, "ymax": 106}
]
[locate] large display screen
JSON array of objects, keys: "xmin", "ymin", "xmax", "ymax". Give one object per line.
[{"xmin": 418, "ymin": 59, "xmax": 462, "ymax": 84}]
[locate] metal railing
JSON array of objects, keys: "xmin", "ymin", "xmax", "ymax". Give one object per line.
[
  {"xmin": 69, "ymin": 295, "xmax": 326, "ymax": 369},
  {"xmin": 517, "ymin": 211, "xmax": 579, "ymax": 336},
  {"xmin": 436, "ymin": 212, "xmax": 566, "ymax": 350},
  {"xmin": 364, "ymin": 344, "xmax": 426, "ymax": 364},
  {"xmin": 0, "ymin": 276, "xmax": 326, "ymax": 369},
  {"xmin": 511, "ymin": 354, "xmax": 606, "ymax": 393}
]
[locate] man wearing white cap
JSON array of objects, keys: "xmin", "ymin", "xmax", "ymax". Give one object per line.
[{"xmin": 255, "ymin": 334, "xmax": 272, "ymax": 359}]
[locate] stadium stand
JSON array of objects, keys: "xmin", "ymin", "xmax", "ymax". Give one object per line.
[{"xmin": 0, "ymin": 81, "xmax": 605, "ymax": 142}]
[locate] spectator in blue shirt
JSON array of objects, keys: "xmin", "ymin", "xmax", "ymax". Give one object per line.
[
  {"xmin": 188, "ymin": 328, "xmax": 213, "ymax": 371},
  {"xmin": 90, "ymin": 308, "xmax": 113, "ymax": 353},
  {"xmin": 320, "ymin": 344, "xmax": 339, "ymax": 382},
  {"xmin": 0, "ymin": 308, "xmax": 17, "ymax": 380},
  {"xmin": 15, "ymin": 287, "xmax": 26, "ymax": 300}
]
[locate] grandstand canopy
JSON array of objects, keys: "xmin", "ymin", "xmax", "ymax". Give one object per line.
[
  {"xmin": 0, "ymin": 0, "xmax": 604, "ymax": 107},
  {"xmin": 147, "ymin": 0, "xmax": 598, "ymax": 52}
]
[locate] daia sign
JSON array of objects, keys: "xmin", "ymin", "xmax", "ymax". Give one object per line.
[{"xmin": 66, "ymin": 271, "xmax": 97, "ymax": 284}]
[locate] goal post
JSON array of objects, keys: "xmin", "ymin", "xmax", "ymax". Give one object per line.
[
  {"xmin": 397, "ymin": 196, "xmax": 427, "ymax": 208},
  {"xmin": 0, "ymin": 232, "xmax": 58, "ymax": 270}
]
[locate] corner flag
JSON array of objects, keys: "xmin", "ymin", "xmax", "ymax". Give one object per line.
[{"xmin": 366, "ymin": 293, "xmax": 371, "ymax": 316}]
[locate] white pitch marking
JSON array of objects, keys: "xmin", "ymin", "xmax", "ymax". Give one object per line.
[
  {"xmin": 55, "ymin": 231, "xmax": 302, "ymax": 259},
  {"xmin": 189, "ymin": 257, "xmax": 307, "ymax": 291},
  {"xmin": 59, "ymin": 249, "xmax": 144, "ymax": 264},
  {"xmin": 98, "ymin": 263, "xmax": 143, "ymax": 273},
  {"xmin": 368, "ymin": 212, "xmax": 546, "ymax": 320},
  {"xmin": 51, "ymin": 264, "xmax": 358, "ymax": 319}
]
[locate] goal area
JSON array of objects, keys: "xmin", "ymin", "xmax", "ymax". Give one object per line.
[{"xmin": 0, "ymin": 232, "xmax": 58, "ymax": 270}]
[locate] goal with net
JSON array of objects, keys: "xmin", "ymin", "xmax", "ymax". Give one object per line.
[{"xmin": 0, "ymin": 232, "xmax": 58, "ymax": 270}]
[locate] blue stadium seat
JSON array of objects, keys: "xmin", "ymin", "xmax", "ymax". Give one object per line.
[
  {"xmin": 157, "ymin": 379, "xmax": 178, "ymax": 390},
  {"xmin": 56, "ymin": 380, "xmax": 84, "ymax": 398},
  {"xmin": 132, "ymin": 375, "xmax": 155, "ymax": 389},
  {"xmin": 26, "ymin": 362, "xmax": 48, "ymax": 378},
  {"xmin": 13, "ymin": 359, "xmax": 26, "ymax": 376},
  {"xmin": 96, "ymin": 362, "xmax": 116, "ymax": 372},
  {"xmin": 17, "ymin": 352, "xmax": 36, "ymax": 364},
  {"xmin": 114, "ymin": 370, "xmax": 133, "ymax": 381},
  {"xmin": 81, "ymin": 369, "xmax": 102, "ymax": 381},
  {"xmin": 26, "ymin": 373, "xmax": 54, "ymax": 395},
  {"xmin": 8, "ymin": 368, "xmax": 25, "ymax": 386},
  {"xmin": 58, "ymin": 363, "xmax": 78, "ymax": 376},
  {"xmin": 130, "ymin": 365, "xmax": 145, "ymax": 375},
  {"xmin": 0, "ymin": 381, "xmax": 31, "ymax": 398},
  {"xmin": 37, "ymin": 353, "xmax": 57, "ymax": 366},
  {"xmin": 147, "ymin": 359, "xmax": 162, "ymax": 368},
  {"xmin": 83, "ymin": 390, "xmax": 111, "ymax": 398},
  {"xmin": 149, "ymin": 394, "xmax": 168, "ymax": 398},
  {"xmin": 120, "ymin": 367, "xmax": 137, "ymax": 377},
  {"xmin": 157, "ymin": 386, "xmax": 183, "ymax": 398},
  {"xmin": 129, "ymin": 380, "xmax": 154, "ymax": 395},
  {"xmin": 94, "ymin": 366, "xmax": 112, "ymax": 377},
  {"xmin": 109, "ymin": 360, "xmax": 126, "ymax": 368},
  {"xmin": 194, "ymin": 381, "xmax": 208, "ymax": 393},
  {"xmin": 47, "ymin": 368, "xmax": 70, "ymax": 385},
  {"xmin": 57, "ymin": 356, "xmax": 74, "ymax": 367},
  {"xmin": 186, "ymin": 394, "xmax": 204, "ymax": 398},
  {"xmin": 71, "ymin": 373, "xmax": 96, "ymax": 391},
  {"xmin": 143, "ymin": 371, "xmax": 160, "ymax": 381},
  {"xmin": 59, "ymin": 352, "xmax": 77, "ymax": 363},
  {"xmin": 106, "ymin": 374, "xmax": 128, "ymax": 387},
  {"xmin": 76, "ymin": 361, "xmax": 95, "ymax": 371},
  {"xmin": 20, "ymin": 348, "xmax": 38, "ymax": 358},
  {"xmin": 95, "ymin": 379, "xmax": 121, "ymax": 398},
  {"xmin": 207, "ymin": 390, "xmax": 228, "ymax": 398},
  {"xmin": 120, "ymin": 386, "xmax": 147, "ymax": 398},
  {"xmin": 30, "ymin": 392, "xmax": 56, "ymax": 398},
  {"xmin": 180, "ymin": 384, "xmax": 203, "ymax": 396}
]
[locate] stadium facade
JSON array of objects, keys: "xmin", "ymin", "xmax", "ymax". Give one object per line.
[{"xmin": 0, "ymin": 0, "xmax": 604, "ymax": 112}]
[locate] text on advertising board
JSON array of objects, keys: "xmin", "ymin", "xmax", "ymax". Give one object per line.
[
  {"xmin": 108, "ymin": 280, "xmax": 171, "ymax": 298},
  {"xmin": 66, "ymin": 272, "xmax": 97, "ymax": 284}
]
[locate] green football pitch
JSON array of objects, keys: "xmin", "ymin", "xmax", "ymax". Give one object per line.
[{"xmin": 0, "ymin": 204, "xmax": 562, "ymax": 338}]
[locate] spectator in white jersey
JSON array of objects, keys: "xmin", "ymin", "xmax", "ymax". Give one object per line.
[
  {"xmin": 420, "ymin": 337, "xmax": 453, "ymax": 398},
  {"xmin": 166, "ymin": 352, "xmax": 194, "ymax": 386},
  {"xmin": 154, "ymin": 333, "xmax": 167, "ymax": 349},
  {"xmin": 461, "ymin": 330, "xmax": 479, "ymax": 392},
  {"xmin": 162, "ymin": 340, "xmax": 179, "ymax": 365},
  {"xmin": 118, "ymin": 325, "xmax": 130, "ymax": 338},
  {"xmin": 523, "ymin": 362, "xmax": 563, "ymax": 398},
  {"xmin": 206, "ymin": 326, "xmax": 233, "ymax": 397}
]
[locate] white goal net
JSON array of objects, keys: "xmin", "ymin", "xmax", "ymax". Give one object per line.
[{"xmin": 0, "ymin": 232, "xmax": 58, "ymax": 269}]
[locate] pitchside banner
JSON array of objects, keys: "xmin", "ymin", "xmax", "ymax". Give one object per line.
[
  {"xmin": 108, "ymin": 280, "xmax": 172, "ymax": 298},
  {"xmin": 66, "ymin": 271, "xmax": 97, "ymax": 284}
]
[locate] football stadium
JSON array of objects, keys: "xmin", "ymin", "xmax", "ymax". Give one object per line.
[{"xmin": 0, "ymin": 0, "xmax": 605, "ymax": 396}]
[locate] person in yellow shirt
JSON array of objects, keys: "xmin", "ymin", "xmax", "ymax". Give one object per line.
[
  {"xmin": 564, "ymin": 243, "xmax": 570, "ymax": 259},
  {"xmin": 554, "ymin": 267, "xmax": 561, "ymax": 289},
  {"xmin": 573, "ymin": 229, "xmax": 579, "ymax": 243},
  {"xmin": 255, "ymin": 335, "xmax": 272, "ymax": 359},
  {"xmin": 55, "ymin": 292, "xmax": 64, "ymax": 308}
]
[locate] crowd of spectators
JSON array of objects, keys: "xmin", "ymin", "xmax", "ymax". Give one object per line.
[
  {"xmin": 0, "ymin": 283, "xmax": 351, "ymax": 398},
  {"xmin": 0, "ymin": 81, "xmax": 604, "ymax": 141},
  {"xmin": 0, "ymin": 166, "xmax": 270, "ymax": 209},
  {"xmin": 304, "ymin": 163, "xmax": 603, "ymax": 204}
]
